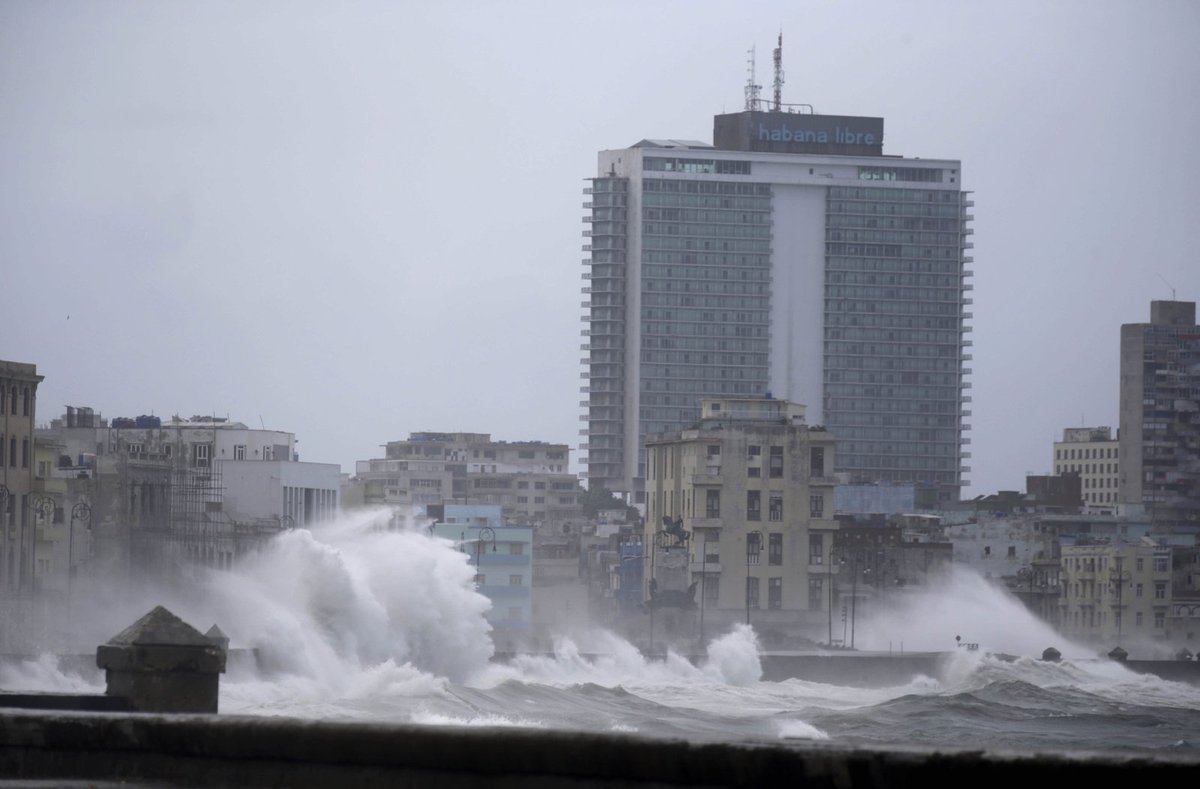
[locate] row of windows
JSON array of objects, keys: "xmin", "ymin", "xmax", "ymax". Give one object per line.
[
  {"xmin": 646, "ymin": 337, "xmax": 765, "ymax": 352},
  {"xmin": 0, "ymin": 435, "xmax": 30, "ymax": 469},
  {"xmin": 856, "ymin": 167, "xmax": 947, "ymax": 183},
  {"xmin": 641, "ymin": 352, "xmax": 769, "ymax": 368},
  {"xmin": 643, "ymin": 236, "xmax": 770, "ymax": 253},
  {"xmin": 832, "ymin": 413, "xmax": 959, "ymax": 429},
  {"xmin": 835, "ymin": 453, "xmax": 960, "ymax": 471},
  {"xmin": 826, "ymin": 299, "xmax": 963, "ymax": 317},
  {"xmin": 829, "ymin": 185, "xmax": 961, "ymax": 203},
  {"xmin": 644, "ymin": 179, "xmax": 771, "ymax": 196},
  {"xmin": 643, "ymin": 222, "xmax": 771, "ymax": 239},
  {"xmin": 828, "ymin": 203, "xmax": 963, "ymax": 219},
  {"xmin": 0, "ymin": 385, "xmax": 33, "ymax": 417},
  {"xmin": 831, "ymin": 371, "xmax": 960, "ymax": 387},
  {"xmin": 642, "ymin": 323, "xmax": 769, "ymax": 340},
  {"xmin": 643, "ymin": 157, "xmax": 752, "ymax": 175},
  {"xmin": 642, "ymin": 193, "xmax": 770, "ymax": 210},
  {"xmin": 828, "ymin": 214, "xmax": 962, "ymax": 231},
  {"xmin": 827, "ymin": 340, "xmax": 963, "ymax": 358},
  {"xmin": 641, "ymin": 253, "xmax": 771, "ymax": 268},
  {"xmin": 827, "ymin": 258, "xmax": 965, "ymax": 275},
  {"xmin": 828, "ymin": 272, "xmax": 961, "ymax": 288},
  {"xmin": 827, "ymin": 229, "xmax": 962, "ymax": 247},
  {"xmin": 1055, "ymin": 463, "xmax": 1117, "ymax": 475},
  {"xmin": 827, "ymin": 243, "xmax": 960, "ymax": 260},
  {"xmin": 826, "ymin": 396, "xmax": 961, "ymax": 414},
  {"xmin": 826, "ymin": 316, "xmax": 963, "ymax": 332},
  {"xmin": 644, "ymin": 208, "xmax": 770, "ymax": 225},
  {"xmin": 1056, "ymin": 446, "xmax": 1118, "ymax": 460},
  {"xmin": 826, "ymin": 357, "xmax": 961, "ymax": 374},
  {"xmin": 641, "ymin": 295, "xmax": 769, "ymax": 309}
]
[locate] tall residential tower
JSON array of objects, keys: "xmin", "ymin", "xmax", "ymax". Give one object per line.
[
  {"xmin": 581, "ymin": 109, "xmax": 973, "ymax": 503},
  {"xmin": 1118, "ymin": 300, "xmax": 1199, "ymax": 524}
]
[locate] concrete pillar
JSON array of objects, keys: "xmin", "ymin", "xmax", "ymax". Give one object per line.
[{"xmin": 95, "ymin": 605, "xmax": 227, "ymax": 713}]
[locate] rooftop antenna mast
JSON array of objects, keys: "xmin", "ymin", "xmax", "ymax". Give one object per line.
[
  {"xmin": 744, "ymin": 45, "xmax": 761, "ymax": 111},
  {"xmin": 772, "ymin": 31, "xmax": 784, "ymax": 111}
]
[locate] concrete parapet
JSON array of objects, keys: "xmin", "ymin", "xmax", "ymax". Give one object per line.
[
  {"xmin": 95, "ymin": 606, "xmax": 226, "ymax": 714},
  {"xmin": 0, "ymin": 709, "xmax": 1195, "ymax": 788}
]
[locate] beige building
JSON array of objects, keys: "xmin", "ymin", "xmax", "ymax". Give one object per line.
[
  {"xmin": 1052, "ymin": 427, "xmax": 1119, "ymax": 511},
  {"xmin": 1058, "ymin": 540, "xmax": 1172, "ymax": 651},
  {"xmin": 0, "ymin": 360, "xmax": 44, "ymax": 598},
  {"xmin": 644, "ymin": 397, "xmax": 837, "ymax": 645},
  {"xmin": 354, "ymin": 432, "xmax": 581, "ymax": 528}
]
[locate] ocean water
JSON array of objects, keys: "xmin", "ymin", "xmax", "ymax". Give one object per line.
[{"xmin": 5, "ymin": 509, "xmax": 1200, "ymax": 760}]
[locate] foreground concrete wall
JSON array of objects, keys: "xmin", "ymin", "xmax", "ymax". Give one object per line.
[{"xmin": 0, "ymin": 710, "xmax": 1196, "ymax": 788}]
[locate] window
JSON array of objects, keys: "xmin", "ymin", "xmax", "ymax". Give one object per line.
[
  {"xmin": 534, "ymin": 496, "xmax": 545, "ymax": 504},
  {"xmin": 22, "ymin": 387, "xmax": 30, "ymax": 416},
  {"xmin": 705, "ymin": 489, "xmax": 720, "ymax": 518},
  {"xmin": 1155, "ymin": 612, "xmax": 1165, "ymax": 629},
  {"xmin": 768, "ymin": 577, "xmax": 782, "ymax": 609},
  {"xmin": 510, "ymin": 575, "xmax": 523, "ymax": 586},
  {"xmin": 808, "ymin": 577, "xmax": 823, "ymax": 611},
  {"xmin": 747, "ymin": 531, "xmax": 762, "ymax": 564},
  {"xmin": 747, "ymin": 491, "xmax": 760, "ymax": 521},
  {"xmin": 748, "ymin": 445, "xmax": 761, "ymax": 457},
  {"xmin": 234, "ymin": 445, "xmax": 246, "ymax": 460},
  {"xmin": 9, "ymin": 436, "xmax": 16, "ymax": 467},
  {"xmin": 21, "ymin": 438, "xmax": 28, "ymax": 468},
  {"xmin": 810, "ymin": 446, "xmax": 825, "ymax": 477},
  {"xmin": 707, "ymin": 444, "xmax": 721, "ymax": 459},
  {"xmin": 1136, "ymin": 583, "xmax": 1143, "ymax": 598},
  {"xmin": 1153, "ymin": 556, "xmax": 1168, "ymax": 573},
  {"xmin": 809, "ymin": 495, "xmax": 824, "ymax": 519},
  {"xmin": 193, "ymin": 443, "xmax": 210, "ymax": 468},
  {"xmin": 748, "ymin": 466, "xmax": 761, "ymax": 478},
  {"xmin": 1136, "ymin": 611, "xmax": 1143, "ymax": 627},
  {"xmin": 768, "ymin": 533, "xmax": 783, "ymax": 565},
  {"xmin": 704, "ymin": 576, "xmax": 719, "ymax": 603},
  {"xmin": 1154, "ymin": 582, "xmax": 1166, "ymax": 600},
  {"xmin": 768, "ymin": 492, "xmax": 783, "ymax": 521},
  {"xmin": 509, "ymin": 543, "xmax": 524, "ymax": 555},
  {"xmin": 809, "ymin": 533, "xmax": 824, "ymax": 565},
  {"xmin": 769, "ymin": 446, "xmax": 784, "ymax": 478},
  {"xmin": 1136, "ymin": 557, "xmax": 1144, "ymax": 572},
  {"xmin": 1007, "ymin": 546, "xmax": 1016, "ymax": 558},
  {"xmin": 746, "ymin": 576, "xmax": 760, "ymax": 609},
  {"xmin": 516, "ymin": 496, "xmax": 528, "ymax": 503}
]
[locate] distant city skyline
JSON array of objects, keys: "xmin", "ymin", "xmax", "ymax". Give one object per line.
[{"xmin": 2, "ymin": 1, "xmax": 1197, "ymax": 496}]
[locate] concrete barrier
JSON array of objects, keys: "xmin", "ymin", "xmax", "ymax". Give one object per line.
[{"xmin": 0, "ymin": 709, "xmax": 1195, "ymax": 788}]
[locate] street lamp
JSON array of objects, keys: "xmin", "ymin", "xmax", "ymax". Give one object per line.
[
  {"xmin": 648, "ymin": 528, "xmax": 677, "ymax": 658},
  {"xmin": 1110, "ymin": 567, "xmax": 1131, "ymax": 646},
  {"xmin": 68, "ymin": 502, "xmax": 91, "ymax": 627},
  {"xmin": 698, "ymin": 531, "xmax": 712, "ymax": 646},
  {"xmin": 474, "ymin": 526, "xmax": 497, "ymax": 587},
  {"xmin": 745, "ymin": 530, "xmax": 763, "ymax": 626}
]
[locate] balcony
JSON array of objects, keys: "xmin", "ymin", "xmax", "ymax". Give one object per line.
[
  {"xmin": 690, "ymin": 560, "xmax": 723, "ymax": 575},
  {"xmin": 690, "ymin": 469, "xmax": 722, "ymax": 485}
]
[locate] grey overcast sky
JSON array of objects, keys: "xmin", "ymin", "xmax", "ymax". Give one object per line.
[{"xmin": 2, "ymin": 0, "xmax": 1197, "ymax": 496}]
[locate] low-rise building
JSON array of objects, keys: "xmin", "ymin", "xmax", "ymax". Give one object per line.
[
  {"xmin": 1058, "ymin": 539, "xmax": 1172, "ymax": 650},
  {"xmin": 1053, "ymin": 427, "xmax": 1119, "ymax": 512}
]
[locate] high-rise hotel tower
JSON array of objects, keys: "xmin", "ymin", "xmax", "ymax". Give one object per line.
[{"xmin": 580, "ymin": 109, "xmax": 973, "ymax": 503}]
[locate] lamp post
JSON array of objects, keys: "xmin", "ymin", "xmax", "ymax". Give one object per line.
[
  {"xmin": 1110, "ymin": 566, "xmax": 1131, "ymax": 646},
  {"xmin": 849, "ymin": 550, "xmax": 860, "ymax": 650},
  {"xmin": 474, "ymin": 526, "xmax": 497, "ymax": 588},
  {"xmin": 1016, "ymin": 566, "xmax": 1036, "ymax": 613},
  {"xmin": 68, "ymin": 502, "xmax": 91, "ymax": 628},
  {"xmin": 745, "ymin": 529, "xmax": 762, "ymax": 627},
  {"xmin": 697, "ymin": 540, "xmax": 706, "ymax": 643}
]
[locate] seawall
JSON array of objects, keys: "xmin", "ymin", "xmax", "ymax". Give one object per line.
[{"xmin": 0, "ymin": 709, "xmax": 1196, "ymax": 788}]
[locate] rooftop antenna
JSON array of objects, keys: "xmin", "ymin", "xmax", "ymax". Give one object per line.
[
  {"xmin": 744, "ymin": 45, "xmax": 761, "ymax": 111},
  {"xmin": 772, "ymin": 31, "xmax": 784, "ymax": 112},
  {"xmin": 1156, "ymin": 273, "xmax": 1176, "ymax": 300}
]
